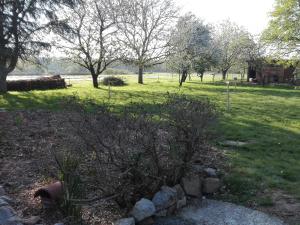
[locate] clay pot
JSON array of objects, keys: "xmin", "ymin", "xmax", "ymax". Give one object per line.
[{"xmin": 34, "ymin": 181, "xmax": 63, "ymax": 208}]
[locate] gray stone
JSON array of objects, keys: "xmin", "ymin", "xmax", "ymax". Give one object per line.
[
  {"xmin": 181, "ymin": 175, "xmax": 202, "ymax": 198},
  {"xmin": 0, "ymin": 186, "xmax": 5, "ymax": 196},
  {"xmin": 191, "ymin": 165, "xmax": 204, "ymax": 174},
  {"xmin": 173, "ymin": 185, "xmax": 185, "ymax": 200},
  {"xmin": 155, "ymin": 210, "xmax": 167, "ymax": 217},
  {"xmin": 4, "ymin": 216, "xmax": 23, "ymax": 225},
  {"xmin": 154, "ymin": 217, "xmax": 196, "ymax": 225},
  {"xmin": 152, "ymin": 186, "xmax": 177, "ymax": 213},
  {"xmin": 176, "ymin": 197, "xmax": 187, "ymax": 209},
  {"xmin": 0, "ymin": 198, "xmax": 9, "ymax": 207},
  {"xmin": 0, "ymin": 196, "xmax": 14, "ymax": 204},
  {"xmin": 0, "ymin": 206, "xmax": 16, "ymax": 221},
  {"xmin": 138, "ymin": 217, "xmax": 155, "ymax": 225},
  {"xmin": 222, "ymin": 140, "xmax": 247, "ymax": 147},
  {"xmin": 131, "ymin": 198, "xmax": 155, "ymax": 222},
  {"xmin": 203, "ymin": 178, "xmax": 221, "ymax": 194},
  {"xmin": 203, "ymin": 168, "xmax": 217, "ymax": 177},
  {"xmin": 114, "ymin": 217, "xmax": 135, "ymax": 225},
  {"xmin": 1, "ymin": 216, "xmax": 23, "ymax": 225},
  {"xmin": 180, "ymin": 199, "xmax": 285, "ymax": 225},
  {"xmin": 21, "ymin": 216, "xmax": 40, "ymax": 225},
  {"xmin": 54, "ymin": 223, "xmax": 64, "ymax": 225}
]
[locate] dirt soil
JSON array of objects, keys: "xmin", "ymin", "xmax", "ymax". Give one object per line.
[
  {"xmin": 0, "ymin": 110, "xmax": 299, "ymax": 225},
  {"xmin": 0, "ymin": 110, "xmax": 123, "ymax": 225},
  {"xmin": 256, "ymin": 190, "xmax": 300, "ymax": 225}
]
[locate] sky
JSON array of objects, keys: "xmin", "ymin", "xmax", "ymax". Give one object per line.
[{"xmin": 175, "ymin": 0, "xmax": 276, "ymax": 35}]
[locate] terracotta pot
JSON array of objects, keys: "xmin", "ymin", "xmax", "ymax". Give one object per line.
[{"xmin": 34, "ymin": 181, "xmax": 63, "ymax": 208}]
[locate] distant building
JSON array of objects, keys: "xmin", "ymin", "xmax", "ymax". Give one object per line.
[{"xmin": 247, "ymin": 60, "xmax": 296, "ymax": 84}]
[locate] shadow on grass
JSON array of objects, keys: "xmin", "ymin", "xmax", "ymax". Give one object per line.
[
  {"xmin": 185, "ymin": 82, "xmax": 300, "ymax": 98},
  {"xmin": 1, "ymin": 85, "xmax": 299, "ymax": 202},
  {"xmin": 219, "ymin": 117, "xmax": 300, "ymax": 203},
  {"xmin": 1, "ymin": 92, "xmax": 72, "ymax": 110}
]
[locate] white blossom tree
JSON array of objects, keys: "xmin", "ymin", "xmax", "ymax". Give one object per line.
[
  {"xmin": 168, "ymin": 13, "xmax": 212, "ymax": 86},
  {"xmin": 213, "ymin": 20, "xmax": 255, "ymax": 80}
]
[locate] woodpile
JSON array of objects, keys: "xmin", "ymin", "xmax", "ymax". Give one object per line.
[{"xmin": 7, "ymin": 75, "xmax": 66, "ymax": 91}]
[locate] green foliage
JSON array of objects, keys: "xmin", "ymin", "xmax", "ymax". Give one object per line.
[
  {"xmin": 193, "ymin": 56, "xmax": 215, "ymax": 76},
  {"xmin": 55, "ymin": 153, "xmax": 83, "ymax": 223},
  {"xmin": 262, "ymin": 0, "xmax": 300, "ymax": 55}
]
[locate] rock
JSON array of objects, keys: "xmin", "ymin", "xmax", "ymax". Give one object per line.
[
  {"xmin": 203, "ymin": 178, "xmax": 221, "ymax": 194},
  {"xmin": 173, "ymin": 185, "xmax": 185, "ymax": 200},
  {"xmin": 0, "ymin": 196, "xmax": 14, "ymax": 204},
  {"xmin": 154, "ymin": 217, "xmax": 196, "ymax": 225},
  {"xmin": 114, "ymin": 217, "xmax": 135, "ymax": 225},
  {"xmin": 203, "ymin": 168, "xmax": 217, "ymax": 177},
  {"xmin": 222, "ymin": 140, "xmax": 247, "ymax": 147},
  {"xmin": 152, "ymin": 186, "xmax": 177, "ymax": 213},
  {"xmin": 172, "ymin": 185, "xmax": 187, "ymax": 209},
  {"xmin": 155, "ymin": 210, "xmax": 167, "ymax": 217},
  {"xmin": 54, "ymin": 223, "xmax": 64, "ymax": 225},
  {"xmin": 22, "ymin": 216, "xmax": 41, "ymax": 225},
  {"xmin": 176, "ymin": 197, "xmax": 187, "ymax": 209},
  {"xmin": 5, "ymin": 216, "xmax": 23, "ymax": 225},
  {"xmin": 138, "ymin": 217, "xmax": 155, "ymax": 225},
  {"xmin": 181, "ymin": 175, "xmax": 202, "ymax": 198},
  {"xmin": 0, "ymin": 186, "xmax": 5, "ymax": 196},
  {"xmin": 191, "ymin": 165, "xmax": 204, "ymax": 174},
  {"xmin": 0, "ymin": 206, "xmax": 16, "ymax": 221},
  {"xmin": 0, "ymin": 198, "xmax": 9, "ymax": 207},
  {"xmin": 180, "ymin": 199, "xmax": 285, "ymax": 225},
  {"xmin": 131, "ymin": 198, "xmax": 156, "ymax": 222}
]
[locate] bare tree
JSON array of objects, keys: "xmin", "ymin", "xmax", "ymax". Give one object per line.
[
  {"xmin": 54, "ymin": 0, "xmax": 120, "ymax": 88},
  {"xmin": 115, "ymin": 0, "xmax": 177, "ymax": 84},
  {"xmin": 213, "ymin": 20, "xmax": 255, "ymax": 80},
  {"xmin": 0, "ymin": 0, "xmax": 79, "ymax": 93}
]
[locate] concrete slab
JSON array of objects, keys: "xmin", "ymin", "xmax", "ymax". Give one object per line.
[{"xmin": 179, "ymin": 199, "xmax": 285, "ymax": 225}]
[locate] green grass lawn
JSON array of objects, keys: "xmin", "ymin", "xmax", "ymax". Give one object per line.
[{"xmin": 1, "ymin": 74, "xmax": 300, "ymax": 204}]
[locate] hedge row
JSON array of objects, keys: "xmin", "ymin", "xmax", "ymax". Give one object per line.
[{"xmin": 7, "ymin": 75, "xmax": 66, "ymax": 91}]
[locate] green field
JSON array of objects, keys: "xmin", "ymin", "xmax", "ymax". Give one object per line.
[{"xmin": 1, "ymin": 74, "xmax": 300, "ymax": 204}]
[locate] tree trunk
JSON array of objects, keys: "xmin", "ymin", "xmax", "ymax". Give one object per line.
[
  {"xmin": 138, "ymin": 65, "xmax": 144, "ymax": 84},
  {"xmin": 0, "ymin": 68, "xmax": 8, "ymax": 94},
  {"xmin": 92, "ymin": 74, "xmax": 99, "ymax": 88},
  {"xmin": 222, "ymin": 69, "xmax": 228, "ymax": 80},
  {"xmin": 179, "ymin": 69, "xmax": 188, "ymax": 86},
  {"xmin": 200, "ymin": 72, "xmax": 204, "ymax": 82}
]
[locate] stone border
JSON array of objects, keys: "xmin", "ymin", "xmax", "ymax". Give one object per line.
[
  {"xmin": 114, "ymin": 167, "xmax": 222, "ymax": 225},
  {"xmin": 0, "ymin": 186, "xmax": 23, "ymax": 225}
]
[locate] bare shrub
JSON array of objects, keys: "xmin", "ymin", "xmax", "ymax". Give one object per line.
[
  {"xmin": 58, "ymin": 94, "xmax": 217, "ymax": 208},
  {"xmin": 102, "ymin": 76, "xmax": 126, "ymax": 86}
]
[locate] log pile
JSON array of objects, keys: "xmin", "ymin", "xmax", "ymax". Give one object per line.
[{"xmin": 7, "ymin": 75, "xmax": 66, "ymax": 91}]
